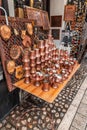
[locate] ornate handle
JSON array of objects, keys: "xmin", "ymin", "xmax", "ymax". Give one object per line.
[{"xmin": 0, "ymin": 7, "xmax": 9, "ymax": 25}]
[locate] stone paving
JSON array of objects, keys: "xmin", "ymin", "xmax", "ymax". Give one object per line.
[
  {"xmin": 57, "ymin": 77, "xmax": 87, "ymax": 130},
  {"xmin": 70, "ymin": 88, "xmax": 87, "ymax": 130}
]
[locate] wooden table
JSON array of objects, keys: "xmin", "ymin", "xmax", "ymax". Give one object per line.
[{"xmin": 13, "ymin": 64, "xmax": 80, "ymax": 103}]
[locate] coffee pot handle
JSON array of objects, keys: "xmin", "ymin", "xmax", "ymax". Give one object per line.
[{"xmin": 0, "ymin": 7, "xmax": 9, "ymax": 25}]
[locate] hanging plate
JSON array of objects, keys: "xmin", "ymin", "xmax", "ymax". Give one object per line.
[{"xmin": 10, "ymin": 45, "xmax": 21, "ymax": 60}]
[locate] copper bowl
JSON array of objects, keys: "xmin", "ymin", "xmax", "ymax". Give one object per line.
[{"xmin": 42, "ymin": 81, "xmax": 50, "ymax": 92}]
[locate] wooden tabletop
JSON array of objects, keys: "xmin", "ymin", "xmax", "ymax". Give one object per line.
[{"xmin": 13, "ymin": 64, "xmax": 80, "ymax": 103}]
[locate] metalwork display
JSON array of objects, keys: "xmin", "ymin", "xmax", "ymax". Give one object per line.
[{"xmin": 0, "ymin": 59, "xmax": 86, "ymax": 130}]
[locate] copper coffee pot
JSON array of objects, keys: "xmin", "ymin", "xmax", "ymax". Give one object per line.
[{"xmin": 42, "ymin": 80, "xmax": 50, "ymax": 92}]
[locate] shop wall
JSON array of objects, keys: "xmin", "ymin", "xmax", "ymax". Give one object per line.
[{"xmin": 50, "ymin": 0, "xmax": 67, "ymax": 48}]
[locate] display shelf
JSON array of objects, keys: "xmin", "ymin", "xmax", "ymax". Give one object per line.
[{"xmin": 13, "ymin": 63, "xmax": 80, "ymax": 103}]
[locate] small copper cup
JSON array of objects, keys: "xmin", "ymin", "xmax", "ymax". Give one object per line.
[
  {"xmin": 24, "ymin": 70, "xmax": 30, "ymax": 77},
  {"xmin": 30, "ymin": 59, "xmax": 36, "ymax": 64},
  {"xmin": 44, "ymin": 39, "xmax": 49, "ymax": 47},
  {"xmin": 24, "ymin": 77, "xmax": 31, "ymax": 84},
  {"xmin": 40, "ymin": 47, "xmax": 45, "ymax": 53},
  {"xmin": 39, "ymin": 40, "xmax": 44, "ymax": 48},
  {"xmin": 34, "ymin": 75, "xmax": 41, "ymax": 87},
  {"xmin": 36, "ymin": 57, "xmax": 41, "ymax": 64},
  {"xmin": 23, "ymin": 62, "xmax": 30, "ymax": 68},
  {"xmin": 41, "ymin": 55, "xmax": 45, "ymax": 62},
  {"xmin": 30, "ymin": 50, "xmax": 36, "ymax": 59},
  {"xmin": 45, "ymin": 47, "xmax": 49, "ymax": 54},
  {"xmin": 35, "ymin": 48, "xmax": 40, "ymax": 58},
  {"xmin": 30, "ymin": 67, "xmax": 36, "ymax": 74},
  {"xmin": 42, "ymin": 81, "xmax": 50, "ymax": 92},
  {"xmin": 52, "ymin": 82, "xmax": 58, "ymax": 89},
  {"xmin": 36, "ymin": 64, "xmax": 41, "ymax": 71}
]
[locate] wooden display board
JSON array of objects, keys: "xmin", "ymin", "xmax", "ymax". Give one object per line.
[
  {"xmin": 64, "ymin": 5, "xmax": 76, "ymax": 21},
  {"xmin": 0, "ymin": 16, "xmax": 34, "ymax": 92},
  {"xmin": 13, "ymin": 63, "xmax": 80, "ymax": 103},
  {"xmin": 24, "ymin": 6, "xmax": 50, "ymax": 30}
]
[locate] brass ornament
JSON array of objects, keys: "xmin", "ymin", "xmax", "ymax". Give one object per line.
[
  {"xmin": 6, "ymin": 60, "xmax": 15, "ymax": 74},
  {"xmin": 15, "ymin": 65, "xmax": 24, "ymax": 79},
  {"xmin": 0, "ymin": 25, "xmax": 11, "ymax": 41},
  {"xmin": 10, "ymin": 45, "xmax": 21, "ymax": 60},
  {"xmin": 26, "ymin": 23, "xmax": 33, "ymax": 36}
]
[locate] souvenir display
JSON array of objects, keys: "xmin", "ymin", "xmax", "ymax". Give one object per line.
[
  {"xmin": 20, "ymin": 33, "xmax": 78, "ymax": 92},
  {"xmin": 63, "ymin": 0, "xmax": 86, "ymax": 59}
]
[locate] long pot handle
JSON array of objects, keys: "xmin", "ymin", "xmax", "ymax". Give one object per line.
[{"xmin": 0, "ymin": 7, "xmax": 9, "ymax": 25}]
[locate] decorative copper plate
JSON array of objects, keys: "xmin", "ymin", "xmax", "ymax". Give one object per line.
[
  {"xmin": 10, "ymin": 45, "xmax": 21, "ymax": 60},
  {"xmin": 21, "ymin": 30, "xmax": 26, "ymax": 40},
  {"xmin": 26, "ymin": 23, "xmax": 33, "ymax": 36},
  {"xmin": 6, "ymin": 60, "xmax": 15, "ymax": 74},
  {"xmin": 22, "ymin": 35, "xmax": 32, "ymax": 47},
  {"xmin": 15, "ymin": 65, "xmax": 24, "ymax": 79},
  {"xmin": 0, "ymin": 25, "xmax": 11, "ymax": 41}
]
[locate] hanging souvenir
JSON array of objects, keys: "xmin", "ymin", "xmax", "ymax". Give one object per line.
[
  {"xmin": 6, "ymin": 60, "xmax": 15, "ymax": 74},
  {"xmin": 26, "ymin": 23, "xmax": 33, "ymax": 36},
  {"xmin": 21, "ymin": 30, "xmax": 26, "ymax": 40},
  {"xmin": 22, "ymin": 35, "xmax": 32, "ymax": 47},
  {"xmin": 15, "ymin": 65, "xmax": 24, "ymax": 79},
  {"xmin": 0, "ymin": 7, "xmax": 11, "ymax": 41},
  {"xmin": 13, "ymin": 28, "xmax": 19, "ymax": 36},
  {"xmin": 10, "ymin": 45, "xmax": 21, "ymax": 60}
]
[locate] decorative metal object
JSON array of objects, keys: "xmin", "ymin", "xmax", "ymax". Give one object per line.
[
  {"xmin": 6, "ymin": 60, "xmax": 15, "ymax": 74},
  {"xmin": 15, "ymin": 65, "xmax": 24, "ymax": 79},
  {"xmin": 10, "ymin": 45, "xmax": 21, "ymax": 60}
]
